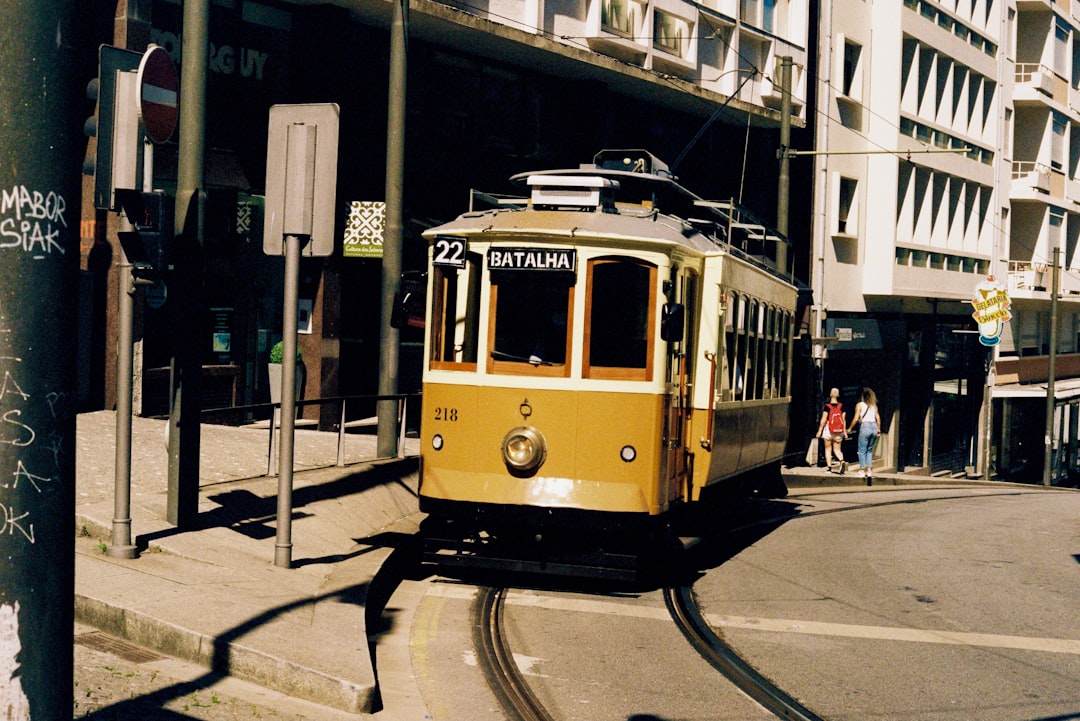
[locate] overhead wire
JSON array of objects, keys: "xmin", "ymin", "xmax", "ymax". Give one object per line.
[{"xmin": 428, "ymin": 0, "xmax": 1077, "ymax": 286}]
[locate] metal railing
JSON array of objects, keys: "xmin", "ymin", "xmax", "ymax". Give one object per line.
[{"xmin": 200, "ymin": 392, "xmax": 421, "ymax": 477}]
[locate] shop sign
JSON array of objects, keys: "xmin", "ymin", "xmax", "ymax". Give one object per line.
[
  {"xmin": 970, "ymin": 276, "xmax": 1011, "ymax": 346},
  {"xmin": 343, "ymin": 201, "xmax": 384, "ymax": 258},
  {"xmin": 825, "ymin": 318, "xmax": 883, "ymax": 350}
]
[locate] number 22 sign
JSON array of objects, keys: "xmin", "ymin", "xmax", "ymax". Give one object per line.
[{"xmin": 432, "ymin": 236, "xmax": 466, "ymax": 268}]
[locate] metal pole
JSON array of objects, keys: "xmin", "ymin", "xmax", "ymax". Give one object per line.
[
  {"xmin": 110, "ymin": 232, "xmax": 138, "ymax": 559},
  {"xmin": 275, "ymin": 234, "xmax": 302, "ymax": 568},
  {"xmin": 983, "ymin": 348, "xmax": 994, "ymax": 480},
  {"xmin": 776, "ymin": 56, "xmax": 792, "ymax": 275},
  {"xmin": 168, "ymin": 0, "xmax": 209, "ymax": 526},
  {"xmin": 1043, "ymin": 245, "xmax": 1060, "ymax": 486},
  {"xmin": 378, "ymin": 0, "xmax": 408, "ymax": 458},
  {"xmin": 0, "ymin": 2, "xmax": 79, "ymax": 715}
]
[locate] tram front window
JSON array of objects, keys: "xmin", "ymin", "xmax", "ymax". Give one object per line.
[
  {"xmin": 584, "ymin": 258, "xmax": 656, "ymax": 380},
  {"xmin": 489, "ymin": 270, "xmax": 574, "ymax": 375}
]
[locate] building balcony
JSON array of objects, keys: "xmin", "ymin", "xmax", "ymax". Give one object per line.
[
  {"xmin": 1008, "ymin": 260, "xmax": 1048, "ymax": 295},
  {"xmin": 1014, "ymin": 63, "xmax": 1055, "ymax": 99},
  {"xmin": 1011, "ymin": 161, "xmax": 1051, "ymax": 197}
]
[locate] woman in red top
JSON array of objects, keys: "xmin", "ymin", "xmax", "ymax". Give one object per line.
[{"xmin": 816, "ymin": 387, "xmax": 847, "ymax": 473}]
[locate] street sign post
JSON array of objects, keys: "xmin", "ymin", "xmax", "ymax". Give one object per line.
[{"xmin": 262, "ymin": 103, "xmax": 340, "ymax": 567}]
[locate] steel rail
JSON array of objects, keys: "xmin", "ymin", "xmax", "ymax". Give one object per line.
[
  {"xmin": 474, "ymin": 587, "xmax": 556, "ymax": 721},
  {"xmin": 664, "ymin": 585, "xmax": 825, "ymax": 721}
]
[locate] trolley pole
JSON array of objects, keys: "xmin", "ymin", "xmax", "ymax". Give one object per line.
[{"xmin": 0, "ymin": 2, "xmax": 80, "ymax": 716}]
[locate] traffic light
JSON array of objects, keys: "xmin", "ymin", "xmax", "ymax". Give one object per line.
[
  {"xmin": 83, "ymin": 45, "xmax": 141, "ymax": 211},
  {"xmin": 116, "ymin": 189, "xmax": 172, "ymax": 279}
]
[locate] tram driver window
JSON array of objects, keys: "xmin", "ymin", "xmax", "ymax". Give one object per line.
[
  {"xmin": 429, "ymin": 253, "xmax": 481, "ymax": 369},
  {"xmin": 584, "ymin": 258, "xmax": 657, "ymax": 381},
  {"xmin": 488, "ymin": 270, "xmax": 574, "ymax": 376}
]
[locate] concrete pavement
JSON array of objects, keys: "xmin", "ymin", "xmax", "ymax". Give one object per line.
[{"xmin": 74, "ymin": 411, "xmax": 421, "ymax": 717}]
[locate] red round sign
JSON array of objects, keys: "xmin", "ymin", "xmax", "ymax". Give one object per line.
[{"xmin": 137, "ymin": 45, "xmax": 179, "ymax": 143}]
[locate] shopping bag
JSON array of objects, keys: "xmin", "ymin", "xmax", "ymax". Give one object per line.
[{"xmin": 804, "ymin": 437, "xmax": 819, "ymax": 466}]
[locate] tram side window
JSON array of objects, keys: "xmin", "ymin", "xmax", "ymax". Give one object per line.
[
  {"xmin": 717, "ymin": 292, "xmax": 732, "ymax": 402},
  {"xmin": 779, "ymin": 311, "xmax": 791, "ymax": 397},
  {"xmin": 754, "ymin": 303, "xmax": 769, "ymax": 399},
  {"xmin": 745, "ymin": 300, "xmax": 759, "ymax": 400},
  {"xmin": 584, "ymin": 258, "xmax": 657, "ymax": 380},
  {"xmin": 489, "ymin": 269, "xmax": 575, "ymax": 376},
  {"xmin": 429, "ymin": 253, "xmax": 481, "ymax": 369},
  {"xmin": 731, "ymin": 294, "xmax": 748, "ymax": 400}
]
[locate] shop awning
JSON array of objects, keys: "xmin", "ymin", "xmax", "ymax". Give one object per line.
[{"xmin": 993, "ymin": 377, "xmax": 1080, "ymax": 400}]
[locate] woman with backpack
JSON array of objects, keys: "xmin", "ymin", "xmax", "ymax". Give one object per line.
[
  {"xmin": 847, "ymin": 387, "xmax": 880, "ymax": 482},
  {"xmin": 816, "ymin": 387, "xmax": 847, "ymax": 474}
]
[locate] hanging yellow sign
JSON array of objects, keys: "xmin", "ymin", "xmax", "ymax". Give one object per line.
[{"xmin": 970, "ymin": 276, "xmax": 1011, "ymax": 346}]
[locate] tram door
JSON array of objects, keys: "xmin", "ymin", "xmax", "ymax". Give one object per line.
[{"xmin": 663, "ymin": 268, "xmax": 698, "ymax": 504}]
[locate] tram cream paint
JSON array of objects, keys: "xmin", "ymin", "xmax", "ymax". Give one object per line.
[
  {"xmin": 0, "ymin": 602, "xmax": 30, "ymax": 719},
  {"xmin": 427, "ymin": 586, "xmax": 1080, "ymax": 656}
]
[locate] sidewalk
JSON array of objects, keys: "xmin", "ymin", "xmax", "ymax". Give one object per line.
[{"xmin": 74, "ymin": 411, "xmax": 421, "ymax": 717}]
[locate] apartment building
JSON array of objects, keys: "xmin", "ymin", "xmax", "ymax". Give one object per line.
[
  {"xmin": 810, "ymin": 0, "xmax": 1080, "ymax": 485},
  {"xmin": 996, "ymin": 0, "xmax": 1080, "ymax": 484}
]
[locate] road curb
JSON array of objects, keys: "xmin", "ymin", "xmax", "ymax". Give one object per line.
[{"xmin": 73, "ymin": 591, "xmax": 376, "ymax": 714}]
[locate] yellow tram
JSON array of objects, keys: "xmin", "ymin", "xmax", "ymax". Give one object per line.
[{"xmin": 415, "ymin": 150, "xmax": 799, "ymax": 574}]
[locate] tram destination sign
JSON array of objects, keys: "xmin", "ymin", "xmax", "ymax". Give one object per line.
[{"xmin": 487, "ymin": 247, "xmax": 576, "ymax": 272}]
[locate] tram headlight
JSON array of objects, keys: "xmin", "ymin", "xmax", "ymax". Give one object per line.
[
  {"xmin": 620, "ymin": 445, "xmax": 636, "ymax": 463},
  {"xmin": 432, "ymin": 434, "xmax": 444, "ymax": 451},
  {"xmin": 501, "ymin": 426, "xmax": 546, "ymax": 474}
]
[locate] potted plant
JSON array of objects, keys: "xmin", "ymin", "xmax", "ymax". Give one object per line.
[{"xmin": 268, "ymin": 341, "xmax": 303, "ymax": 405}]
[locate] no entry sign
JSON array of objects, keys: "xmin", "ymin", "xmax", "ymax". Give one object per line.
[{"xmin": 137, "ymin": 45, "xmax": 178, "ymax": 143}]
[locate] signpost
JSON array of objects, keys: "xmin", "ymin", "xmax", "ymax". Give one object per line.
[{"xmin": 263, "ymin": 104, "xmax": 340, "ymax": 568}]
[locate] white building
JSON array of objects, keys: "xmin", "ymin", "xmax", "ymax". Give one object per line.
[{"xmin": 812, "ymin": 0, "xmax": 1012, "ymax": 477}]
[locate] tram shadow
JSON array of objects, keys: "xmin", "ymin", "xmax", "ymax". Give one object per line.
[{"xmin": 418, "ymin": 491, "xmax": 802, "ymax": 596}]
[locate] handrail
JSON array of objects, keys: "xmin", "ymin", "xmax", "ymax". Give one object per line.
[
  {"xmin": 199, "ymin": 392, "xmax": 422, "ymax": 476},
  {"xmin": 700, "ymin": 351, "xmax": 717, "ymax": 451}
]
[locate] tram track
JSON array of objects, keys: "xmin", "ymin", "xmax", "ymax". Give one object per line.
[
  {"xmin": 663, "ymin": 585, "xmax": 824, "ymax": 721},
  {"xmin": 473, "ymin": 583, "xmax": 824, "ymax": 721},
  {"xmin": 474, "ymin": 587, "xmax": 556, "ymax": 721}
]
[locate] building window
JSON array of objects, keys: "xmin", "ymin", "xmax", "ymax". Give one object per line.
[
  {"xmin": 1055, "ymin": 18, "xmax": 1070, "ymax": 77},
  {"xmin": 1052, "ymin": 113, "xmax": 1067, "ymax": 172},
  {"xmin": 842, "ymin": 40, "xmax": 862, "ymax": 99},
  {"xmin": 653, "ymin": 10, "xmax": 689, "ymax": 56},
  {"xmin": 602, "ymin": 0, "xmax": 643, "ymax": 38},
  {"xmin": 838, "ymin": 176, "xmax": 858, "ymax": 234}
]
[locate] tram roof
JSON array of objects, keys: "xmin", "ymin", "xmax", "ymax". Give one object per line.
[{"xmin": 424, "ymin": 150, "xmax": 793, "ymax": 279}]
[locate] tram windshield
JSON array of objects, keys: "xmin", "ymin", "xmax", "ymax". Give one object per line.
[
  {"xmin": 489, "ymin": 270, "xmax": 574, "ymax": 374},
  {"xmin": 583, "ymin": 258, "xmax": 656, "ymax": 380}
]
